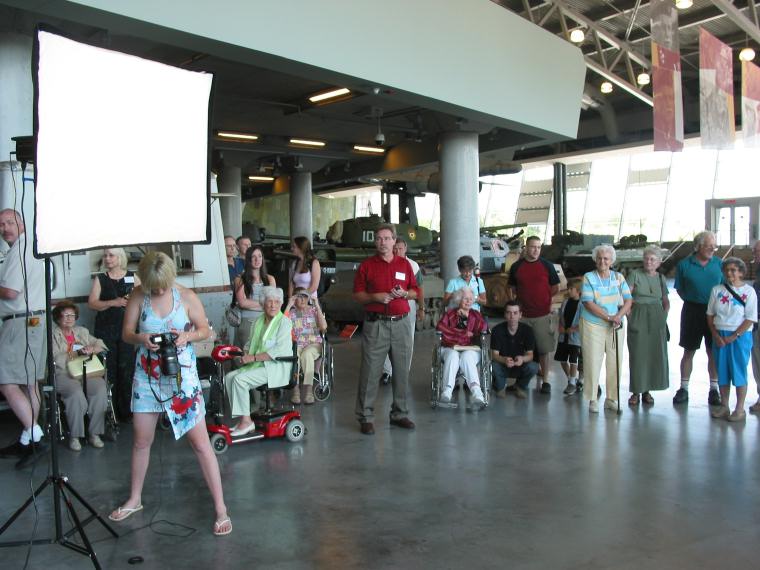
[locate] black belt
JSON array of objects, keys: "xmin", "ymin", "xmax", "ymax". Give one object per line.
[
  {"xmin": 2, "ymin": 310, "xmax": 45, "ymax": 323},
  {"xmin": 366, "ymin": 312, "xmax": 407, "ymax": 322}
]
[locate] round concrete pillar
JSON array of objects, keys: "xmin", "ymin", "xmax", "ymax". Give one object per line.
[
  {"xmin": 218, "ymin": 165, "xmax": 242, "ymax": 238},
  {"xmin": 290, "ymin": 171, "xmax": 312, "ymax": 240},
  {"xmin": 438, "ymin": 131, "xmax": 480, "ymax": 281}
]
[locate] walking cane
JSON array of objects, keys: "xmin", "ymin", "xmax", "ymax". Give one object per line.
[{"xmin": 612, "ymin": 323, "xmax": 621, "ymax": 415}]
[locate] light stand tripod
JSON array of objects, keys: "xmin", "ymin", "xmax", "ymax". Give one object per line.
[{"xmin": 0, "ymin": 257, "xmax": 118, "ymax": 569}]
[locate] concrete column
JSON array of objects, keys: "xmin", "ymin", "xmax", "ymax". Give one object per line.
[
  {"xmin": 438, "ymin": 131, "xmax": 480, "ymax": 281},
  {"xmin": 0, "ymin": 32, "xmax": 34, "ymax": 224},
  {"xmin": 218, "ymin": 165, "xmax": 242, "ymax": 238},
  {"xmin": 290, "ymin": 171, "xmax": 312, "ymax": 240}
]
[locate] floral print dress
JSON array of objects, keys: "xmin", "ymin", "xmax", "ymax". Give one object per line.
[{"xmin": 131, "ymin": 287, "xmax": 205, "ymax": 439}]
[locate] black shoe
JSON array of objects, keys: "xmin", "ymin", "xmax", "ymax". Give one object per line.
[
  {"xmin": 0, "ymin": 440, "xmax": 25, "ymax": 458},
  {"xmin": 540, "ymin": 383, "xmax": 551, "ymax": 394},
  {"xmin": 673, "ymin": 388, "xmax": 689, "ymax": 405},
  {"xmin": 380, "ymin": 373, "xmax": 391, "ymax": 385},
  {"xmin": 708, "ymin": 389, "xmax": 721, "ymax": 406},
  {"xmin": 15, "ymin": 440, "xmax": 47, "ymax": 470}
]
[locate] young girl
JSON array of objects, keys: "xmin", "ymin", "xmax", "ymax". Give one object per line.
[
  {"xmin": 556, "ymin": 278, "xmax": 582, "ymax": 395},
  {"xmin": 706, "ymin": 257, "xmax": 757, "ymax": 422}
]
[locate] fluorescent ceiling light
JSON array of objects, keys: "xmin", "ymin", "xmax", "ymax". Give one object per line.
[
  {"xmin": 248, "ymin": 175, "xmax": 274, "ymax": 182},
  {"xmin": 308, "ymin": 87, "xmax": 350, "ymax": 103},
  {"xmin": 600, "ymin": 81, "xmax": 613, "ymax": 94},
  {"xmin": 636, "ymin": 72, "xmax": 651, "ymax": 86},
  {"xmin": 740, "ymin": 47, "xmax": 756, "ymax": 62},
  {"xmin": 217, "ymin": 131, "xmax": 259, "ymax": 141},
  {"xmin": 353, "ymin": 145, "xmax": 386, "ymax": 154},
  {"xmin": 290, "ymin": 138, "xmax": 325, "ymax": 147},
  {"xmin": 570, "ymin": 29, "xmax": 585, "ymax": 43},
  {"xmin": 675, "ymin": 0, "xmax": 693, "ymax": 9}
]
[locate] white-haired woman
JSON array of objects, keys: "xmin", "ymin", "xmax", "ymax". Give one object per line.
[
  {"xmin": 580, "ymin": 244, "xmax": 632, "ymax": 413},
  {"xmin": 87, "ymin": 248, "xmax": 140, "ymax": 422},
  {"xmin": 707, "ymin": 257, "xmax": 757, "ymax": 422},
  {"xmin": 435, "ymin": 287, "xmax": 488, "ymax": 408},
  {"xmin": 626, "ymin": 247, "xmax": 670, "ymax": 406},
  {"xmin": 225, "ymin": 286, "xmax": 293, "ymax": 436}
]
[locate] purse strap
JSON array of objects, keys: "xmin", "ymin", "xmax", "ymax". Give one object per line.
[{"xmin": 724, "ymin": 283, "xmax": 746, "ymax": 307}]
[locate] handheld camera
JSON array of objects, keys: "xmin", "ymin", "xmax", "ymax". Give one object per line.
[{"xmin": 149, "ymin": 332, "xmax": 179, "ymax": 376}]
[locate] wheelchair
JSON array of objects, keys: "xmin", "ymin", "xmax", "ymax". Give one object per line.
[
  {"xmin": 48, "ymin": 353, "xmax": 119, "ymax": 444},
  {"xmin": 430, "ymin": 331, "xmax": 492, "ymax": 411},
  {"xmin": 294, "ymin": 333, "xmax": 334, "ymax": 402},
  {"xmin": 206, "ymin": 343, "xmax": 306, "ymax": 454}
]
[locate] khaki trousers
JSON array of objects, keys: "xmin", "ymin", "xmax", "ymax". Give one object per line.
[
  {"xmin": 297, "ymin": 344, "xmax": 321, "ymax": 385},
  {"xmin": 580, "ymin": 319, "xmax": 624, "ymax": 402}
]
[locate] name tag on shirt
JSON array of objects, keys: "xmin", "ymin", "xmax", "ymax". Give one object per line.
[
  {"xmin": 395, "ymin": 272, "xmax": 406, "ymax": 280},
  {"xmin": 124, "ymin": 276, "xmax": 135, "ymax": 284},
  {"xmin": 72, "ymin": 343, "xmax": 84, "ymax": 351}
]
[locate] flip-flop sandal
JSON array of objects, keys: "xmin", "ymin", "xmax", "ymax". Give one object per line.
[
  {"xmin": 628, "ymin": 394, "xmax": 640, "ymax": 406},
  {"xmin": 213, "ymin": 517, "xmax": 232, "ymax": 536},
  {"xmin": 642, "ymin": 393, "xmax": 655, "ymax": 405},
  {"xmin": 108, "ymin": 504, "xmax": 143, "ymax": 522}
]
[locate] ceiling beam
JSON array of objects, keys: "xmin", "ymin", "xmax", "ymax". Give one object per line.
[
  {"xmin": 584, "ymin": 57, "xmax": 653, "ymax": 106},
  {"xmin": 711, "ymin": 0, "xmax": 760, "ymax": 44}
]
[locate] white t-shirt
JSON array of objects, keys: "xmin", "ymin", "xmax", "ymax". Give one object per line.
[
  {"xmin": 0, "ymin": 233, "xmax": 46, "ymax": 316},
  {"xmin": 706, "ymin": 283, "xmax": 758, "ymax": 330}
]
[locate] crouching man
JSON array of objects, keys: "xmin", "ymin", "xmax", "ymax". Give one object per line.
[{"xmin": 491, "ymin": 300, "xmax": 539, "ymax": 399}]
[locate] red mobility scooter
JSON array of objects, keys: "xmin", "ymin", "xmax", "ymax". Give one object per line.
[{"xmin": 206, "ymin": 345, "xmax": 306, "ymax": 454}]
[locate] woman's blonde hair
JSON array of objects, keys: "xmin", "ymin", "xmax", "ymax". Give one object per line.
[
  {"xmin": 138, "ymin": 251, "xmax": 176, "ymax": 292},
  {"xmin": 102, "ymin": 248, "xmax": 128, "ymax": 271}
]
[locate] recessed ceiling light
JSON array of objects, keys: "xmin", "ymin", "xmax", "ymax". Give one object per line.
[
  {"xmin": 600, "ymin": 81, "xmax": 613, "ymax": 94},
  {"xmin": 290, "ymin": 138, "xmax": 325, "ymax": 147},
  {"xmin": 308, "ymin": 87, "xmax": 351, "ymax": 103},
  {"xmin": 353, "ymin": 145, "xmax": 386, "ymax": 154},
  {"xmin": 570, "ymin": 29, "xmax": 585, "ymax": 43},
  {"xmin": 216, "ymin": 131, "xmax": 259, "ymax": 142},
  {"xmin": 637, "ymin": 72, "xmax": 651, "ymax": 86},
  {"xmin": 740, "ymin": 47, "xmax": 756, "ymax": 62},
  {"xmin": 248, "ymin": 175, "xmax": 274, "ymax": 182},
  {"xmin": 675, "ymin": 0, "xmax": 693, "ymax": 9}
]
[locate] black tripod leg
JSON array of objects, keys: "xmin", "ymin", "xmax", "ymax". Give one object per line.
[
  {"xmin": 58, "ymin": 483, "xmax": 103, "ymax": 570},
  {"xmin": 0, "ymin": 477, "xmax": 52, "ymax": 537},
  {"xmin": 60, "ymin": 480, "xmax": 118, "ymax": 539}
]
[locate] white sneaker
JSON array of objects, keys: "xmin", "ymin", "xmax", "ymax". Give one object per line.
[
  {"xmin": 440, "ymin": 390, "xmax": 453, "ymax": 404},
  {"xmin": 589, "ymin": 400, "xmax": 599, "ymax": 413},
  {"xmin": 69, "ymin": 438, "xmax": 82, "ymax": 451},
  {"xmin": 89, "ymin": 435, "xmax": 104, "ymax": 448},
  {"xmin": 604, "ymin": 398, "xmax": 618, "ymax": 411}
]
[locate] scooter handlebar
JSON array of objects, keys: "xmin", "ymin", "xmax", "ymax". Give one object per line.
[{"xmin": 211, "ymin": 345, "xmax": 245, "ymax": 362}]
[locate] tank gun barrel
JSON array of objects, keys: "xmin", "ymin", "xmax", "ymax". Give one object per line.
[{"xmin": 480, "ymin": 223, "xmax": 528, "ymax": 233}]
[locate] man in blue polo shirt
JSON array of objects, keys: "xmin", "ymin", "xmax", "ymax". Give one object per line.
[{"xmin": 673, "ymin": 231, "xmax": 723, "ymax": 406}]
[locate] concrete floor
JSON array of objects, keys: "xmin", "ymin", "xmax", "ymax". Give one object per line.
[{"xmin": 1, "ymin": 293, "xmax": 760, "ymax": 569}]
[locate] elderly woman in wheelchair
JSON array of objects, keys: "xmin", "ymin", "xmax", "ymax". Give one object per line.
[
  {"xmin": 52, "ymin": 300, "xmax": 108, "ymax": 451},
  {"xmin": 433, "ymin": 287, "xmax": 490, "ymax": 410},
  {"xmin": 285, "ymin": 287, "xmax": 328, "ymax": 405},
  {"xmin": 224, "ymin": 287, "xmax": 294, "ymax": 436}
]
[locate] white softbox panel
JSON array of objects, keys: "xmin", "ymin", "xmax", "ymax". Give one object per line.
[{"xmin": 33, "ymin": 28, "xmax": 214, "ymax": 255}]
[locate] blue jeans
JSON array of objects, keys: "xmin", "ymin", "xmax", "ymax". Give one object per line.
[{"xmin": 492, "ymin": 360, "xmax": 539, "ymax": 391}]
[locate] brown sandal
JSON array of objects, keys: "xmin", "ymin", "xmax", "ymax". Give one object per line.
[
  {"xmin": 642, "ymin": 392, "xmax": 655, "ymax": 405},
  {"xmin": 628, "ymin": 393, "xmax": 640, "ymax": 406}
]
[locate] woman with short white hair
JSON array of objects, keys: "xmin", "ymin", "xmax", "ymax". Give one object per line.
[
  {"xmin": 225, "ymin": 286, "xmax": 293, "ymax": 435},
  {"xmin": 580, "ymin": 244, "xmax": 632, "ymax": 413},
  {"xmin": 626, "ymin": 246, "xmax": 670, "ymax": 406}
]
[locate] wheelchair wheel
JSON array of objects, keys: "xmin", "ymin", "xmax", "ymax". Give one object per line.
[
  {"xmin": 103, "ymin": 421, "xmax": 119, "ymax": 442},
  {"xmin": 285, "ymin": 419, "xmax": 306, "ymax": 442},
  {"xmin": 210, "ymin": 433, "xmax": 228, "ymax": 455},
  {"xmin": 314, "ymin": 382, "xmax": 331, "ymax": 401},
  {"xmin": 158, "ymin": 413, "xmax": 172, "ymax": 431},
  {"xmin": 430, "ymin": 349, "xmax": 441, "ymax": 409}
]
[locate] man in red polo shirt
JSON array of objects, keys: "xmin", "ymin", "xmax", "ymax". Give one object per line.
[
  {"xmin": 508, "ymin": 236, "xmax": 560, "ymax": 394},
  {"xmin": 353, "ymin": 224, "xmax": 420, "ymax": 435}
]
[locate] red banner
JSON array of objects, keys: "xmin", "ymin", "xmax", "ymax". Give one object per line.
[
  {"xmin": 742, "ymin": 60, "xmax": 760, "ymax": 147},
  {"xmin": 650, "ymin": 0, "xmax": 683, "ymax": 152},
  {"xmin": 699, "ymin": 28, "xmax": 735, "ymax": 149}
]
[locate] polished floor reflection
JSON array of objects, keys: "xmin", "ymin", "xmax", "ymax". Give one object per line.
[{"xmin": 1, "ymin": 295, "xmax": 759, "ymax": 569}]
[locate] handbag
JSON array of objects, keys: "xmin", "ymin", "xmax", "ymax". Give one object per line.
[
  {"xmin": 67, "ymin": 354, "xmax": 106, "ymax": 380},
  {"xmin": 225, "ymin": 304, "xmax": 242, "ymax": 327}
]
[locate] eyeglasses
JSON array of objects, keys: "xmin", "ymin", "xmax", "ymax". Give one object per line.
[{"xmin": 61, "ymin": 313, "xmax": 76, "ymax": 319}]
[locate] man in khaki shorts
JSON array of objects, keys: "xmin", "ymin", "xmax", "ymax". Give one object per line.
[
  {"xmin": 0, "ymin": 209, "xmax": 47, "ymax": 469},
  {"xmin": 508, "ymin": 236, "xmax": 560, "ymax": 394}
]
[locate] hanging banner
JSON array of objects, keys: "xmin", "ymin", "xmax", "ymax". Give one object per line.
[
  {"xmin": 742, "ymin": 60, "xmax": 760, "ymax": 147},
  {"xmin": 650, "ymin": 0, "xmax": 684, "ymax": 152},
  {"xmin": 699, "ymin": 29, "xmax": 735, "ymax": 149}
]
